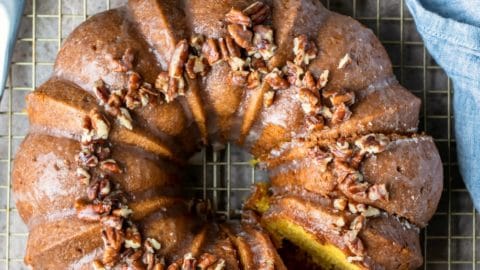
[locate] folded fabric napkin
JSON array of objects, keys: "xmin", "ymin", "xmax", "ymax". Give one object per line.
[{"xmin": 406, "ymin": 0, "xmax": 480, "ymax": 209}]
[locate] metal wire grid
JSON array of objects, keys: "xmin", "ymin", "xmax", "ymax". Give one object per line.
[{"xmin": 0, "ymin": 0, "xmax": 473, "ymax": 269}]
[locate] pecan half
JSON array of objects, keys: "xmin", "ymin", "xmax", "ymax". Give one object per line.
[
  {"xmin": 169, "ymin": 39, "xmax": 189, "ymax": 79},
  {"xmin": 227, "ymin": 24, "xmax": 253, "ymax": 49},
  {"xmin": 225, "ymin": 8, "xmax": 251, "ymax": 27},
  {"xmin": 100, "ymin": 159, "xmax": 122, "ymax": 174}
]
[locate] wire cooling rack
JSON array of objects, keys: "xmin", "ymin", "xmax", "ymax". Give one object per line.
[{"xmin": 0, "ymin": 0, "xmax": 474, "ymax": 269}]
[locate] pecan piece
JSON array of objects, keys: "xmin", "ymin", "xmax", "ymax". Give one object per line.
[
  {"xmin": 346, "ymin": 237, "xmax": 365, "ymax": 256},
  {"xmin": 75, "ymin": 167, "xmax": 91, "ymax": 185},
  {"xmin": 124, "ymin": 226, "xmax": 142, "ymax": 249},
  {"xmin": 333, "ymin": 197, "xmax": 348, "ymax": 211},
  {"xmin": 251, "ymin": 25, "xmax": 276, "ymax": 60},
  {"xmin": 350, "ymin": 215, "xmax": 365, "ymax": 231},
  {"xmin": 243, "ymin": 1, "xmax": 270, "ymax": 25},
  {"xmin": 181, "ymin": 253, "xmax": 197, "ymax": 270},
  {"xmin": 75, "ymin": 199, "xmax": 101, "ymax": 221},
  {"xmin": 100, "ymin": 159, "xmax": 122, "ymax": 174},
  {"xmin": 293, "ymin": 34, "xmax": 317, "ymax": 66},
  {"xmin": 169, "ymin": 39, "xmax": 189, "ymax": 79},
  {"xmin": 263, "ymin": 90, "xmax": 275, "ymax": 108},
  {"xmin": 298, "ymin": 88, "xmax": 320, "ymax": 114},
  {"xmin": 128, "ymin": 71, "xmax": 142, "ymax": 91},
  {"xmin": 284, "ymin": 61, "xmax": 304, "ymax": 87},
  {"xmin": 93, "ymin": 80, "xmax": 109, "ymax": 105},
  {"xmin": 264, "ymin": 68, "xmax": 289, "ymax": 90},
  {"xmin": 202, "ymin": 38, "xmax": 221, "ymax": 65},
  {"xmin": 337, "ymin": 53, "xmax": 352, "ymax": 69},
  {"xmin": 117, "ymin": 107, "xmax": 133, "ymax": 130},
  {"xmin": 225, "ymin": 8, "xmax": 251, "ymax": 27},
  {"xmin": 246, "ymin": 70, "xmax": 261, "ymax": 89},
  {"xmin": 330, "ymin": 91, "xmax": 355, "ymax": 106},
  {"xmin": 367, "ymin": 183, "xmax": 389, "ymax": 201},
  {"xmin": 317, "ymin": 69, "xmax": 330, "ymax": 89},
  {"xmin": 102, "ymin": 227, "xmax": 124, "ymax": 266},
  {"xmin": 355, "ymin": 134, "xmax": 390, "ymax": 154},
  {"xmin": 363, "ymin": 206, "xmax": 381, "ymax": 217},
  {"xmin": 155, "ymin": 71, "xmax": 169, "ymax": 95},
  {"xmin": 197, "ymin": 253, "xmax": 217, "ymax": 269},
  {"xmin": 101, "ymin": 215, "xmax": 123, "ymax": 230},
  {"xmin": 305, "ymin": 114, "xmax": 324, "ymax": 131},
  {"xmin": 190, "ymin": 34, "xmax": 205, "ymax": 53},
  {"xmin": 331, "ymin": 103, "xmax": 352, "ymax": 124},
  {"xmin": 227, "ymin": 24, "xmax": 253, "ymax": 49},
  {"xmin": 89, "ymin": 109, "xmax": 111, "ymax": 140}
]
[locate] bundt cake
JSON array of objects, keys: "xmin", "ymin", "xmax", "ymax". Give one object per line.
[{"xmin": 12, "ymin": 0, "xmax": 443, "ymax": 269}]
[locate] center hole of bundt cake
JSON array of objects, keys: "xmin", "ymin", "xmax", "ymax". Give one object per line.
[{"xmin": 185, "ymin": 144, "xmax": 268, "ymax": 219}]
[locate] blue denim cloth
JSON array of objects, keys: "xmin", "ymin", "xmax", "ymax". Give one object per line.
[{"xmin": 406, "ymin": 0, "xmax": 480, "ymax": 209}]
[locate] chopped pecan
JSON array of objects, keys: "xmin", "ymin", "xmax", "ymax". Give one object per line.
[
  {"xmin": 334, "ymin": 216, "xmax": 346, "ymax": 228},
  {"xmin": 243, "ymin": 1, "xmax": 270, "ymax": 25},
  {"xmin": 77, "ymin": 150, "xmax": 99, "ymax": 168},
  {"xmin": 145, "ymin": 238, "xmax": 161, "ymax": 253},
  {"xmin": 99, "ymin": 177, "xmax": 112, "ymax": 196},
  {"xmin": 302, "ymin": 71, "xmax": 317, "ymax": 90},
  {"xmin": 122, "ymin": 48, "xmax": 135, "ymax": 71},
  {"xmin": 75, "ymin": 199, "xmax": 102, "ymax": 221},
  {"xmin": 227, "ymin": 24, "xmax": 253, "ymax": 49},
  {"xmin": 94, "ymin": 80, "xmax": 109, "ymax": 105},
  {"xmin": 225, "ymin": 8, "xmax": 251, "ymax": 27},
  {"xmin": 185, "ymin": 55, "xmax": 209, "ymax": 79},
  {"xmin": 107, "ymin": 92, "xmax": 123, "ymax": 114},
  {"xmin": 337, "ymin": 53, "xmax": 351, "ymax": 69},
  {"xmin": 317, "ymin": 69, "xmax": 329, "ymax": 89},
  {"xmin": 293, "ymin": 34, "xmax": 317, "ymax": 66},
  {"xmin": 155, "ymin": 72, "xmax": 169, "ymax": 95},
  {"xmin": 333, "ymin": 197, "xmax": 348, "ymax": 211},
  {"xmin": 251, "ymin": 25, "xmax": 276, "ymax": 60},
  {"xmin": 367, "ymin": 183, "xmax": 389, "ymax": 201},
  {"xmin": 284, "ymin": 61, "xmax": 304, "ymax": 87},
  {"xmin": 128, "ymin": 71, "xmax": 142, "ymax": 91},
  {"xmin": 124, "ymin": 226, "xmax": 142, "ymax": 249},
  {"xmin": 346, "ymin": 237, "xmax": 365, "ymax": 256},
  {"xmin": 169, "ymin": 39, "xmax": 189, "ymax": 79},
  {"xmin": 228, "ymin": 56, "xmax": 246, "ymax": 72},
  {"xmin": 305, "ymin": 114, "xmax": 324, "ymax": 131},
  {"xmin": 250, "ymin": 57, "xmax": 267, "ymax": 73},
  {"xmin": 112, "ymin": 206, "xmax": 133, "ymax": 218},
  {"xmin": 263, "ymin": 90, "xmax": 275, "ymax": 108},
  {"xmin": 92, "ymin": 260, "xmax": 106, "ymax": 270},
  {"xmin": 100, "ymin": 159, "xmax": 122, "ymax": 174},
  {"xmin": 264, "ymin": 68, "xmax": 289, "ymax": 90},
  {"xmin": 117, "ymin": 107, "xmax": 133, "ymax": 130},
  {"xmin": 225, "ymin": 36, "xmax": 241, "ymax": 58},
  {"xmin": 102, "ymin": 227, "xmax": 124, "ymax": 266},
  {"xmin": 355, "ymin": 134, "xmax": 390, "ymax": 154},
  {"xmin": 231, "ymin": 70, "xmax": 249, "ymax": 86},
  {"xmin": 190, "ymin": 34, "xmax": 205, "ymax": 53},
  {"xmin": 363, "ymin": 206, "xmax": 381, "ymax": 217},
  {"xmin": 330, "ymin": 91, "xmax": 355, "ymax": 106},
  {"xmin": 181, "ymin": 253, "xmax": 197, "ymax": 270},
  {"xmin": 350, "ymin": 150, "xmax": 365, "ymax": 170},
  {"xmin": 246, "ymin": 70, "xmax": 261, "ymax": 89},
  {"xmin": 139, "ymin": 83, "xmax": 159, "ymax": 106},
  {"xmin": 89, "ymin": 109, "xmax": 111, "ymax": 140},
  {"xmin": 298, "ymin": 88, "xmax": 320, "ymax": 114},
  {"xmin": 101, "ymin": 215, "xmax": 123, "ymax": 230},
  {"xmin": 331, "ymin": 103, "xmax": 352, "ymax": 124},
  {"xmin": 75, "ymin": 167, "xmax": 91, "ymax": 185},
  {"xmin": 197, "ymin": 253, "xmax": 217, "ymax": 269},
  {"xmin": 350, "ymin": 215, "xmax": 365, "ymax": 231},
  {"xmin": 87, "ymin": 180, "xmax": 100, "ymax": 200},
  {"xmin": 202, "ymin": 38, "xmax": 221, "ymax": 65}
]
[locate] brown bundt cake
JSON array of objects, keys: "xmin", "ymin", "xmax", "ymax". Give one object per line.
[{"xmin": 12, "ymin": 0, "xmax": 443, "ymax": 269}]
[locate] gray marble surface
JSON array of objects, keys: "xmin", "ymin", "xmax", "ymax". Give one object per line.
[{"xmin": 0, "ymin": 0, "xmax": 473, "ymax": 269}]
